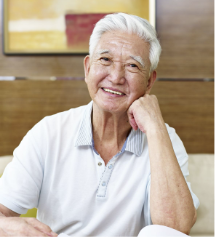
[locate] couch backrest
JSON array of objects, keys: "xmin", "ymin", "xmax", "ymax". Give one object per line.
[
  {"xmin": 0, "ymin": 156, "xmax": 13, "ymax": 175},
  {"xmin": 188, "ymin": 154, "xmax": 214, "ymax": 236}
]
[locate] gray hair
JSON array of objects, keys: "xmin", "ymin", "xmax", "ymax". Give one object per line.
[{"xmin": 89, "ymin": 13, "xmax": 162, "ymax": 72}]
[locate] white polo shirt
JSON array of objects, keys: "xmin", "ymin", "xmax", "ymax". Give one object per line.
[{"xmin": 0, "ymin": 101, "xmax": 199, "ymax": 236}]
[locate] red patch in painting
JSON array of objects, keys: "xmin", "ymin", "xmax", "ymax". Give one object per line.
[{"xmin": 65, "ymin": 13, "xmax": 108, "ymax": 50}]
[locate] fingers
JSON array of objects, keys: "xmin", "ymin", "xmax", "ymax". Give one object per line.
[
  {"xmin": 25, "ymin": 218, "xmax": 58, "ymax": 236},
  {"xmin": 0, "ymin": 216, "xmax": 58, "ymax": 237},
  {"xmin": 127, "ymin": 107, "xmax": 138, "ymax": 131},
  {"xmin": 127, "ymin": 94, "xmax": 162, "ymax": 133},
  {"xmin": 128, "ymin": 113, "xmax": 138, "ymax": 130},
  {"xmin": 20, "ymin": 223, "xmax": 51, "ymax": 236}
]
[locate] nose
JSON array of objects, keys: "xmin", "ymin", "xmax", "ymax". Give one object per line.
[{"xmin": 108, "ymin": 62, "xmax": 125, "ymax": 84}]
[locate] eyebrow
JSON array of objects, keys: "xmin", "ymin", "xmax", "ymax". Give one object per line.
[
  {"xmin": 94, "ymin": 50, "xmax": 145, "ymax": 68},
  {"xmin": 95, "ymin": 49, "xmax": 110, "ymax": 56},
  {"xmin": 130, "ymin": 55, "xmax": 145, "ymax": 68}
]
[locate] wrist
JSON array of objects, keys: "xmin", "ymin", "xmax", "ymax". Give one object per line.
[{"xmin": 145, "ymin": 120, "xmax": 166, "ymax": 136}]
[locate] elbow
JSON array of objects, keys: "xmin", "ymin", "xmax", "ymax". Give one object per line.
[
  {"xmin": 191, "ymin": 208, "xmax": 197, "ymax": 228},
  {"xmin": 152, "ymin": 209, "xmax": 197, "ymax": 235},
  {"xmin": 151, "ymin": 222, "xmax": 191, "ymax": 236},
  {"xmin": 177, "ymin": 204, "xmax": 198, "ymax": 234},
  {"xmin": 177, "ymin": 210, "xmax": 197, "ymax": 235},
  {"xmin": 152, "ymin": 222, "xmax": 190, "ymax": 235},
  {"xmin": 182, "ymin": 208, "xmax": 197, "ymax": 234}
]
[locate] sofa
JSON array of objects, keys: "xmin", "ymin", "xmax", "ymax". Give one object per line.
[
  {"xmin": 0, "ymin": 154, "xmax": 214, "ymax": 236},
  {"xmin": 187, "ymin": 154, "xmax": 214, "ymax": 236}
]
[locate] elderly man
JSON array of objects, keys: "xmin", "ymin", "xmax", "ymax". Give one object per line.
[{"xmin": 0, "ymin": 13, "xmax": 199, "ymax": 236}]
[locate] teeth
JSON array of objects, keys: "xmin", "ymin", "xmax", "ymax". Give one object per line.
[{"xmin": 103, "ymin": 88, "xmax": 124, "ymax": 95}]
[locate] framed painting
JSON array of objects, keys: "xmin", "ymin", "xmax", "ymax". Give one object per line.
[{"xmin": 2, "ymin": 0, "xmax": 156, "ymax": 55}]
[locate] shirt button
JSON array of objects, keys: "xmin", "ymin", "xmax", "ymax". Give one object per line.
[
  {"xmin": 98, "ymin": 162, "xmax": 102, "ymax": 166},
  {"xmin": 108, "ymin": 164, "xmax": 113, "ymax": 169},
  {"xmin": 102, "ymin": 181, "xmax": 106, "ymax": 186}
]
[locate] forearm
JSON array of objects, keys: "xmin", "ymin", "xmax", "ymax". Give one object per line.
[
  {"xmin": 0, "ymin": 204, "xmax": 20, "ymax": 217},
  {"xmin": 147, "ymin": 121, "xmax": 196, "ymax": 234}
]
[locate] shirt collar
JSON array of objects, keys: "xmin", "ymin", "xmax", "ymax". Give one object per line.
[
  {"xmin": 75, "ymin": 101, "xmax": 93, "ymax": 146},
  {"xmin": 75, "ymin": 101, "xmax": 144, "ymax": 156},
  {"xmin": 125, "ymin": 128, "xmax": 144, "ymax": 156}
]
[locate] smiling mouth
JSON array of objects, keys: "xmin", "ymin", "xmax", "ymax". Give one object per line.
[{"xmin": 102, "ymin": 88, "xmax": 125, "ymax": 95}]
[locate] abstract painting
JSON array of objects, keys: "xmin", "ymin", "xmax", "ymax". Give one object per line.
[{"xmin": 3, "ymin": 0, "xmax": 155, "ymax": 54}]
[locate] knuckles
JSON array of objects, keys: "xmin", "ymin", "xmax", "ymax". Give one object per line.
[
  {"xmin": 26, "ymin": 217, "xmax": 52, "ymax": 232},
  {"xmin": 131, "ymin": 94, "xmax": 158, "ymax": 108}
]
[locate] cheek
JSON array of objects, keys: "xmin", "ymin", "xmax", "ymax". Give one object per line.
[
  {"xmin": 127, "ymin": 76, "xmax": 147, "ymax": 96},
  {"xmin": 92, "ymin": 64, "xmax": 109, "ymax": 79},
  {"xmin": 87, "ymin": 66, "xmax": 108, "ymax": 92}
]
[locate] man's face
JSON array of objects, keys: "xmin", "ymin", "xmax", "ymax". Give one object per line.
[{"xmin": 84, "ymin": 30, "xmax": 156, "ymax": 114}]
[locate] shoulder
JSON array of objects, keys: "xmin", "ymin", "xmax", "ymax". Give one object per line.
[
  {"xmin": 165, "ymin": 123, "xmax": 185, "ymax": 149},
  {"xmin": 165, "ymin": 123, "xmax": 186, "ymax": 151},
  {"xmin": 44, "ymin": 104, "xmax": 87, "ymax": 124},
  {"xmin": 165, "ymin": 123, "xmax": 188, "ymax": 167},
  {"xmin": 15, "ymin": 104, "xmax": 91, "ymax": 159},
  {"xmin": 26, "ymin": 103, "xmax": 90, "ymax": 146},
  {"xmin": 34, "ymin": 104, "xmax": 88, "ymax": 131}
]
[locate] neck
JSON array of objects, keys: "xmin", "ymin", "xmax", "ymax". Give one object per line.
[{"xmin": 92, "ymin": 103, "xmax": 131, "ymax": 151}]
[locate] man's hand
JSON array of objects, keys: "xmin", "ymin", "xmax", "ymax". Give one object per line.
[
  {"xmin": 0, "ymin": 216, "xmax": 58, "ymax": 236},
  {"xmin": 127, "ymin": 94, "xmax": 164, "ymax": 133}
]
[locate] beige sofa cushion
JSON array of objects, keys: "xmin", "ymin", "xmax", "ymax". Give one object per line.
[
  {"xmin": 0, "ymin": 156, "xmax": 13, "ymax": 174},
  {"xmin": 191, "ymin": 235, "xmax": 215, "ymax": 237},
  {"xmin": 188, "ymin": 154, "xmax": 214, "ymax": 236}
]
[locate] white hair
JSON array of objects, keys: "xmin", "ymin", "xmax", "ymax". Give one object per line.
[{"xmin": 89, "ymin": 13, "xmax": 162, "ymax": 72}]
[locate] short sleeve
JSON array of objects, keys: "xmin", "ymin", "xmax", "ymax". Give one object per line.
[
  {"xmin": 144, "ymin": 124, "xmax": 200, "ymax": 225},
  {"xmin": 0, "ymin": 119, "xmax": 47, "ymax": 214}
]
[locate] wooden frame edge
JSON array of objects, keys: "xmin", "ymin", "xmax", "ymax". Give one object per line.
[{"xmin": 149, "ymin": 0, "xmax": 156, "ymax": 29}]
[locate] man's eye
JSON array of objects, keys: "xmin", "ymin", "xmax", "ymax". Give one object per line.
[
  {"xmin": 126, "ymin": 63, "xmax": 139, "ymax": 72},
  {"xmin": 130, "ymin": 64, "xmax": 138, "ymax": 68},
  {"xmin": 101, "ymin": 57, "xmax": 109, "ymax": 61}
]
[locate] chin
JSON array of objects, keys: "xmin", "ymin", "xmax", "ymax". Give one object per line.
[{"xmin": 98, "ymin": 101, "xmax": 127, "ymax": 114}]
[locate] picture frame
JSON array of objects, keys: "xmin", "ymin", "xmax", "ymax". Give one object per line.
[{"xmin": 2, "ymin": 0, "xmax": 156, "ymax": 55}]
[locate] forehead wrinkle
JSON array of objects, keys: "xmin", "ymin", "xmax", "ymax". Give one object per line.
[{"xmin": 130, "ymin": 55, "xmax": 145, "ymax": 68}]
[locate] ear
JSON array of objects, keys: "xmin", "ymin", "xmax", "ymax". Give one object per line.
[
  {"xmin": 84, "ymin": 55, "xmax": 91, "ymax": 83},
  {"xmin": 145, "ymin": 70, "xmax": 157, "ymax": 94}
]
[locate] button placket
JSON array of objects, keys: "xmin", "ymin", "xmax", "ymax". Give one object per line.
[
  {"xmin": 96, "ymin": 154, "xmax": 119, "ymax": 198},
  {"xmin": 94, "ymin": 152, "xmax": 105, "ymax": 180}
]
